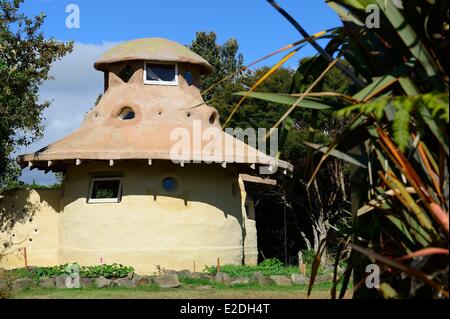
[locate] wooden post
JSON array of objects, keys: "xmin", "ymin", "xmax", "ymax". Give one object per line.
[
  {"xmin": 19, "ymin": 247, "xmax": 28, "ymax": 269},
  {"xmin": 300, "ymin": 263, "xmax": 306, "ymax": 275},
  {"xmin": 24, "ymin": 247, "xmax": 28, "ymax": 269},
  {"xmin": 217, "ymin": 257, "xmax": 221, "ymax": 273},
  {"xmin": 298, "ymin": 251, "xmax": 306, "ymax": 275}
]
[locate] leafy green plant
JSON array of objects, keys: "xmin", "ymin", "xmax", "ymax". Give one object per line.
[
  {"xmin": 221, "ymin": 0, "xmax": 448, "ymax": 299},
  {"xmin": 300, "ymin": 250, "xmax": 317, "ymax": 265},
  {"xmin": 0, "ymin": 268, "xmax": 12, "ymax": 299},
  {"xmin": 204, "ymin": 258, "xmax": 324, "ymax": 277},
  {"xmin": 6, "ymin": 263, "xmax": 134, "ymax": 281},
  {"xmin": 35, "ymin": 264, "xmax": 68, "ymax": 278},
  {"xmin": 0, "ymin": 0, "xmax": 73, "ymax": 192},
  {"xmin": 79, "ymin": 263, "xmax": 134, "ymax": 278}
]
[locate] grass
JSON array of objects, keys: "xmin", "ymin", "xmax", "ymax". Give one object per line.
[
  {"xmin": 11, "ymin": 278, "xmax": 352, "ymax": 299},
  {"xmin": 203, "ymin": 258, "xmax": 331, "ymax": 277}
]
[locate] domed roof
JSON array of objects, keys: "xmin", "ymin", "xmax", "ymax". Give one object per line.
[{"xmin": 94, "ymin": 37, "xmax": 213, "ymax": 73}]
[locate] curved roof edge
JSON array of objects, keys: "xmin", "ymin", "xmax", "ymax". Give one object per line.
[{"xmin": 94, "ymin": 38, "xmax": 213, "ymax": 73}]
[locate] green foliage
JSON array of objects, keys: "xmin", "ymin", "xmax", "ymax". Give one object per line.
[
  {"xmin": 0, "ymin": 269, "xmax": 12, "ymax": 299},
  {"xmin": 298, "ymin": 0, "xmax": 449, "ymax": 298},
  {"xmin": 230, "ymin": 67, "xmax": 295, "ymax": 129},
  {"xmin": 203, "ymin": 258, "xmax": 321, "ymax": 277},
  {"xmin": 94, "ymin": 188, "xmax": 114, "ymax": 199},
  {"xmin": 242, "ymin": 0, "xmax": 448, "ymax": 298},
  {"xmin": 0, "ymin": 0, "xmax": 73, "ymax": 192},
  {"xmin": 28, "ymin": 180, "xmax": 61, "ymax": 189},
  {"xmin": 338, "ymin": 93, "xmax": 449, "ymax": 151},
  {"xmin": 35, "ymin": 264, "xmax": 67, "ymax": 278},
  {"xmin": 300, "ymin": 250, "xmax": 317, "ymax": 265},
  {"xmin": 188, "ymin": 31, "xmax": 243, "ymax": 105},
  {"xmin": 79, "ymin": 264, "xmax": 134, "ymax": 278},
  {"xmin": 8, "ymin": 263, "xmax": 134, "ymax": 280}
]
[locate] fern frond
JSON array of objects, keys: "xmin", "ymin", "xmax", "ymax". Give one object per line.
[{"xmin": 392, "ymin": 97, "xmax": 413, "ymax": 152}]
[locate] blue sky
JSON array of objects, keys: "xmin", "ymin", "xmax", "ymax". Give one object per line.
[
  {"xmin": 18, "ymin": 0, "xmax": 342, "ymax": 184},
  {"xmin": 24, "ymin": 0, "xmax": 340, "ymax": 65}
]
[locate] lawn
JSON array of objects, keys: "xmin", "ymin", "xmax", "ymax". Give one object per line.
[{"xmin": 12, "ymin": 280, "xmax": 352, "ymax": 299}]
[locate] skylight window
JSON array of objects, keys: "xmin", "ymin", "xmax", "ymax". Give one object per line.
[{"xmin": 144, "ymin": 62, "xmax": 178, "ymax": 86}]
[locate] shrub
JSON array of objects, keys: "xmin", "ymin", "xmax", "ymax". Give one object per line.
[
  {"xmin": 80, "ymin": 263, "xmax": 134, "ymax": 278},
  {"xmin": 204, "ymin": 258, "xmax": 310, "ymax": 277},
  {"xmin": 6, "ymin": 263, "xmax": 134, "ymax": 281},
  {"xmin": 300, "ymin": 250, "xmax": 316, "ymax": 265},
  {"xmin": 0, "ymin": 268, "xmax": 12, "ymax": 299}
]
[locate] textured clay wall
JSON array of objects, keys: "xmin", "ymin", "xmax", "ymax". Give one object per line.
[
  {"xmin": 0, "ymin": 188, "xmax": 61, "ymax": 268},
  {"xmin": 59, "ymin": 161, "xmax": 257, "ymax": 273},
  {"xmin": 0, "ymin": 162, "xmax": 258, "ymax": 273}
]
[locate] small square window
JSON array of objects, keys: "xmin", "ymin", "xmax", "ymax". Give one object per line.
[
  {"xmin": 88, "ymin": 177, "xmax": 122, "ymax": 203},
  {"xmin": 144, "ymin": 62, "xmax": 178, "ymax": 86}
]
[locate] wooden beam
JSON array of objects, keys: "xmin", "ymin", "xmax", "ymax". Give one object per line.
[
  {"xmin": 76, "ymin": 159, "xmax": 82, "ymax": 166},
  {"xmin": 109, "ymin": 159, "xmax": 114, "ymax": 166},
  {"xmin": 148, "ymin": 159, "xmax": 152, "ymax": 165},
  {"xmin": 240, "ymin": 174, "xmax": 277, "ymax": 186}
]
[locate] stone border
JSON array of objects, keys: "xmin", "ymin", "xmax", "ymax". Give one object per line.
[{"xmin": 6, "ymin": 269, "xmax": 335, "ymax": 290}]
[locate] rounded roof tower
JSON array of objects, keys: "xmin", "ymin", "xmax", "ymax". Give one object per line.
[
  {"xmin": 94, "ymin": 38, "xmax": 213, "ymax": 74},
  {"xmin": 18, "ymin": 38, "xmax": 292, "ymax": 174}
]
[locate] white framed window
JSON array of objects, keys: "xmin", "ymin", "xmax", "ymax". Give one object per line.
[
  {"xmin": 143, "ymin": 62, "xmax": 178, "ymax": 86},
  {"xmin": 88, "ymin": 177, "xmax": 122, "ymax": 204}
]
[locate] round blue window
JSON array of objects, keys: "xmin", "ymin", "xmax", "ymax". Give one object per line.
[{"xmin": 162, "ymin": 177, "xmax": 177, "ymax": 191}]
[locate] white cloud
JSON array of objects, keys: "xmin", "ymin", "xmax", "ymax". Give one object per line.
[{"xmin": 19, "ymin": 41, "xmax": 119, "ymax": 184}]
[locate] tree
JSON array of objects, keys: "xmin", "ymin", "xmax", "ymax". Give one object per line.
[
  {"xmin": 188, "ymin": 30, "xmax": 353, "ymax": 264},
  {"xmin": 238, "ymin": 57, "xmax": 355, "ymax": 262},
  {"xmin": 262, "ymin": 0, "xmax": 449, "ymax": 298},
  {"xmin": 231, "ymin": 66, "xmax": 294, "ymax": 129},
  {"xmin": 188, "ymin": 31, "xmax": 244, "ymax": 122},
  {"xmin": 0, "ymin": 0, "xmax": 73, "ymax": 192}
]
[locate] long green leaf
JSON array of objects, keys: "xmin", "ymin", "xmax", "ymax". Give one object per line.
[
  {"xmin": 417, "ymin": 103, "xmax": 449, "ymax": 155},
  {"xmin": 307, "ymin": 239, "xmax": 327, "ymax": 297},
  {"xmin": 340, "ymin": 0, "xmax": 376, "ymax": 10},
  {"xmin": 233, "ymin": 92, "xmax": 334, "ymax": 110},
  {"xmin": 376, "ymin": 0, "xmax": 442, "ymax": 90},
  {"xmin": 304, "ymin": 142, "xmax": 367, "ymax": 168},
  {"xmin": 353, "ymin": 59, "xmax": 416, "ymax": 101},
  {"xmin": 326, "ymin": 1, "xmax": 365, "ymax": 25},
  {"xmin": 350, "ymin": 244, "xmax": 449, "ymax": 298}
]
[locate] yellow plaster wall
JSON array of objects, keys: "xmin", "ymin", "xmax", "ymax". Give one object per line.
[
  {"xmin": 0, "ymin": 162, "xmax": 258, "ymax": 274},
  {"xmin": 0, "ymin": 188, "xmax": 61, "ymax": 268},
  {"xmin": 60, "ymin": 161, "xmax": 254, "ymax": 273}
]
